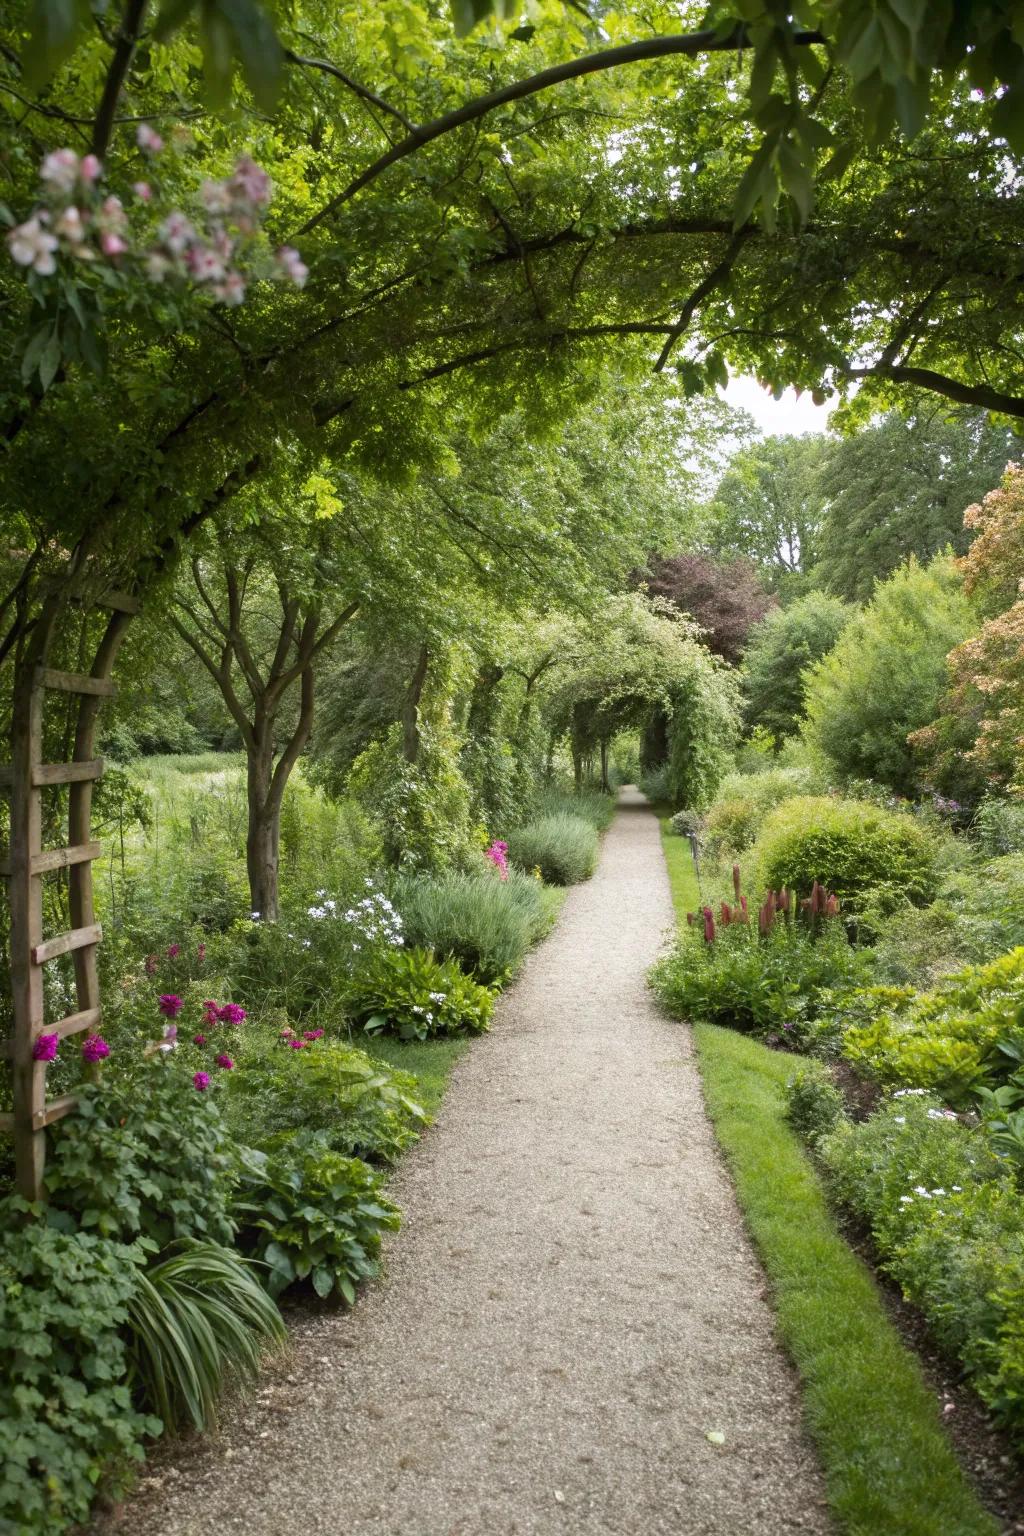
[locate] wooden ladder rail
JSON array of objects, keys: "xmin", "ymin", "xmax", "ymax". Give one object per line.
[{"xmin": 2, "ymin": 592, "xmax": 138, "ymax": 1198}]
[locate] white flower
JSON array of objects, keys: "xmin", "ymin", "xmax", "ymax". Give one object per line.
[
  {"xmin": 146, "ymin": 251, "xmax": 172, "ymax": 282},
  {"xmin": 894, "ymin": 1115, "xmax": 906, "ymax": 1124},
  {"xmin": 276, "ymin": 244, "xmax": 309, "ymax": 287},
  {"xmin": 159, "ymin": 211, "xmax": 195, "ymax": 255},
  {"xmin": 201, "ymin": 179, "xmax": 233, "ymax": 215},
  {"xmin": 932, "ymin": 1188, "xmax": 946, "ymax": 1196},
  {"xmin": 40, "ymin": 149, "xmax": 80, "ymax": 194},
  {"xmin": 899, "ymin": 1195, "xmax": 913, "ymax": 1204},
  {"xmin": 136, "ymin": 123, "xmax": 164, "ymax": 154},
  {"xmin": 55, "ymin": 205, "xmax": 86, "ymax": 243},
  {"xmin": 8, "ymin": 216, "xmax": 59, "ymax": 274},
  {"xmin": 952, "ymin": 1185, "xmax": 962, "ymax": 1192},
  {"xmin": 913, "ymin": 1186, "xmax": 931, "ymax": 1197}
]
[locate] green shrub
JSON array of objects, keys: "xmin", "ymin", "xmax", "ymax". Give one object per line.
[
  {"xmin": 753, "ymin": 795, "xmax": 938, "ymax": 922},
  {"xmin": 507, "ymin": 812, "xmax": 598, "ymax": 884},
  {"xmin": 669, "ymin": 807, "xmax": 704, "ymax": 838},
  {"xmin": 842, "ymin": 947, "xmax": 1024, "ymax": 1105},
  {"xmin": 234, "ymin": 1135, "xmax": 400, "ymax": 1302},
  {"xmin": 637, "ymin": 762, "xmax": 673, "ymax": 805},
  {"xmin": 392, "ymin": 867, "xmax": 549, "ymax": 982},
  {"xmin": 127, "ymin": 1239, "xmax": 285, "ymax": 1433},
  {"xmin": 45, "ymin": 1069, "xmax": 235, "ymax": 1250},
  {"xmin": 0, "ymin": 1201, "xmax": 158, "ymax": 1534},
  {"xmin": 820, "ymin": 1098, "xmax": 1024, "ymax": 1440},
  {"xmin": 223, "ymin": 1035, "xmax": 426, "ymax": 1162},
  {"xmin": 785, "ymin": 1062, "xmax": 847, "ymax": 1147},
  {"xmin": 972, "ymin": 796, "xmax": 1024, "ymax": 857},
  {"xmin": 650, "ymin": 919, "xmax": 870, "ymax": 1045},
  {"xmin": 741, "ymin": 591, "xmax": 852, "ymax": 740},
  {"xmin": 704, "ymin": 796, "xmax": 761, "ymax": 853},
  {"xmin": 348, "ymin": 944, "xmax": 494, "ymax": 1040}
]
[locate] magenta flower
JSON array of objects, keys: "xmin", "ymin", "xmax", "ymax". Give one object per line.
[
  {"xmin": 32, "ymin": 1032, "xmax": 59, "ymax": 1062},
  {"xmin": 166, "ymin": 943, "xmax": 180, "ymax": 959},
  {"xmin": 202, "ymin": 999, "xmax": 219, "ymax": 1023},
  {"xmin": 289, "ymin": 1039, "xmax": 305, "ymax": 1050},
  {"xmin": 158, "ymin": 994, "xmax": 183, "ymax": 1018},
  {"xmin": 215, "ymin": 1053, "xmax": 235, "ymax": 1070},
  {"xmin": 193, "ymin": 1033, "xmax": 207, "ymax": 1047},
  {"xmin": 484, "ymin": 840, "xmax": 509, "ymax": 879},
  {"xmin": 303, "ymin": 1029, "xmax": 324, "ymax": 1041},
  {"xmin": 82, "ymin": 1036, "xmax": 110, "ymax": 1063},
  {"xmin": 217, "ymin": 1003, "xmax": 247, "ymax": 1025},
  {"xmin": 193, "ymin": 1071, "xmax": 211, "ymax": 1091}
]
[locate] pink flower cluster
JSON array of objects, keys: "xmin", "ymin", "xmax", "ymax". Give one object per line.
[
  {"xmin": 484, "ymin": 840, "xmax": 509, "ymax": 880},
  {"xmin": 6, "ymin": 140, "xmax": 309, "ymax": 305}
]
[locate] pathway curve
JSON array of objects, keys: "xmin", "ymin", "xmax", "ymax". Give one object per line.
[{"xmin": 113, "ymin": 791, "xmax": 831, "ymax": 1536}]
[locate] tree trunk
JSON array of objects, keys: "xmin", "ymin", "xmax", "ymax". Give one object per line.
[
  {"xmin": 600, "ymin": 739, "xmax": 609, "ymax": 792},
  {"xmin": 245, "ymin": 725, "xmax": 279, "ymax": 922},
  {"xmin": 402, "ymin": 644, "xmax": 429, "ymax": 764}
]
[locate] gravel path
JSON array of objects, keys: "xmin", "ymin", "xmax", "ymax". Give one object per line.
[{"xmin": 109, "ymin": 790, "xmax": 831, "ymax": 1536}]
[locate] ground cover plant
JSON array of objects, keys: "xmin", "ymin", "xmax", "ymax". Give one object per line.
[{"xmin": 654, "ymin": 815, "xmax": 998, "ymax": 1535}]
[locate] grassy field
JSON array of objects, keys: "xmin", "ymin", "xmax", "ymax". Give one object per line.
[{"xmin": 657, "ymin": 814, "xmax": 998, "ymax": 1536}]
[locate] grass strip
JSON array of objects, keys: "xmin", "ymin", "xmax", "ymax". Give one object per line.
[{"xmin": 657, "ymin": 814, "xmax": 998, "ymax": 1536}]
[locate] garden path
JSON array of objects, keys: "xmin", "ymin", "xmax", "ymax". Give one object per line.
[{"xmin": 110, "ymin": 790, "xmax": 831, "ymax": 1536}]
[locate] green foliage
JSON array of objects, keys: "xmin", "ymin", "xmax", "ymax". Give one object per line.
[
  {"xmin": 784, "ymin": 1062, "xmax": 846, "ymax": 1148},
  {"xmin": 222, "ymin": 1036, "xmax": 426, "ymax": 1163},
  {"xmin": 650, "ymin": 919, "xmax": 869, "ymax": 1045},
  {"xmin": 706, "ymin": 433, "xmax": 828, "ymax": 592},
  {"xmin": 126, "ymin": 1239, "xmax": 285, "ymax": 1434},
  {"xmin": 0, "ymin": 1201, "xmax": 158, "ymax": 1535},
  {"xmin": 392, "ymin": 868, "xmax": 551, "ymax": 983},
  {"xmin": 234, "ymin": 1136, "xmax": 400, "ymax": 1302},
  {"xmin": 741, "ymin": 593, "xmax": 851, "ymax": 739},
  {"xmin": 820, "ymin": 1097, "xmax": 1024, "ymax": 1441},
  {"xmin": 704, "ymin": 764, "xmax": 822, "ymax": 853},
  {"xmin": 507, "ymin": 812, "xmax": 598, "ymax": 885},
  {"xmin": 349, "ymin": 723, "xmax": 481, "ymax": 876},
  {"xmin": 348, "ymin": 945, "xmax": 494, "ymax": 1041},
  {"xmin": 753, "ymin": 795, "xmax": 938, "ymax": 921},
  {"xmin": 667, "ymin": 661, "xmax": 740, "ymax": 810},
  {"xmin": 842, "ymin": 948, "xmax": 1024, "ymax": 1105},
  {"xmin": 972, "ymin": 797, "xmax": 1024, "ymax": 858},
  {"xmin": 533, "ymin": 783, "xmax": 616, "ymax": 831},
  {"xmin": 803, "ymin": 556, "xmax": 976, "ymax": 796},
  {"xmin": 45, "ymin": 1070, "xmax": 235, "ymax": 1250}
]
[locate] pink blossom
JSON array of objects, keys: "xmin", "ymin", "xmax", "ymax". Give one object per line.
[
  {"xmin": 303, "ymin": 1029, "xmax": 324, "ymax": 1041},
  {"xmin": 40, "ymin": 149, "xmax": 80, "ymax": 194},
  {"xmin": 132, "ymin": 181, "xmax": 152, "ymax": 202},
  {"xmin": 193, "ymin": 1070, "xmax": 211, "ymax": 1091},
  {"xmin": 193, "ymin": 1033, "xmax": 208, "ymax": 1046},
  {"xmin": 158, "ymin": 993, "xmax": 183, "ymax": 1018},
  {"xmin": 276, "ymin": 245, "xmax": 308, "ymax": 288},
  {"xmin": 230, "ymin": 155, "xmax": 272, "ymax": 208},
  {"xmin": 166, "ymin": 943, "xmax": 180, "ymax": 959},
  {"xmin": 136, "ymin": 123, "xmax": 164, "ymax": 154},
  {"xmin": 213, "ymin": 272, "xmax": 246, "ymax": 306},
  {"xmin": 215, "ymin": 1053, "xmax": 235, "ymax": 1070},
  {"xmin": 32, "ymin": 1032, "xmax": 59, "ymax": 1062},
  {"xmin": 8, "ymin": 217, "xmax": 59, "ymax": 275},
  {"xmin": 82, "ymin": 1035, "xmax": 110, "ymax": 1063},
  {"xmin": 201, "ymin": 179, "xmax": 233, "ymax": 215},
  {"xmin": 187, "ymin": 245, "xmax": 226, "ymax": 283},
  {"xmin": 100, "ymin": 230, "xmax": 127, "ymax": 259},
  {"xmin": 159, "ymin": 212, "xmax": 195, "ymax": 255},
  {"xmin": 79, "ymin": 154, "xmax": 102, "ymax": 184},
  {"xmin": 217, "ymin": 1003, "xmax": 247, "ymax": 1025},
  {"xmin": 289, "ymin": 1039, "xmax": 305, "ymax": 1050}
]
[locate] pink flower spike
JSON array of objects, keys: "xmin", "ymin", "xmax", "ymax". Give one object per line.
[
  {"xmin": 79, "ymin": 154, "xmax": 102, "ymax": 183},
  {"xmin": 197, "ymin": 942, "xmax": 206, "ymax": 963},
  {"xmin": 32, "ymin": 1032, "xmax": 59, "ymax": 1062},
  {"xmin": 193, "ymin": 1033, "xmax": 207, "ymax": 1047},
  {"xmin": 215, "ymin": 1053, "xmax": 235, "ymax": 1070},
  {"xmin": 289, "ymin": 1039, "xmax": 305, "ymax": 1050},
  {"xmin": 193, "ymin": 1070, "xmax": 211, "ymax": 1091},
  {"xmin": 82, "ymin": 1035, "xmax": 110, "ymax": 1063},
  {"xmin": 166, "ymin": 943, "xmax": 180, "ymax": 959}
]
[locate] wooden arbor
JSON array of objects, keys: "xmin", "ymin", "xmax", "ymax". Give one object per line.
[{"xmin": 1, "ymin": 588, "xmax": 138, "ymax": 1199}]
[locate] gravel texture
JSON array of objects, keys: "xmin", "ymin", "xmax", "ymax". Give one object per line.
[{"xmin": 106, "ymin": 790, "xmax": 832, "ymax": 1536}]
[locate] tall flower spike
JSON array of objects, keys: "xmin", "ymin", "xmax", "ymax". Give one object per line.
[{"xmin": 732, "ymin": 863, "xmax": 742, "ymax": 901}]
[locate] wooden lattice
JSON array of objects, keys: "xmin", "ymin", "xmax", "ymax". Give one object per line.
[{"xmin": 1, "ymin": 589, "xmax": 138, "ymax": 1199}]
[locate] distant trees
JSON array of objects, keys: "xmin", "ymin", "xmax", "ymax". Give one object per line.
[
  {"xmin": 741, "ymin": 593, "xmax": 851, "ymax": 742},
  {"xmin": 803, "ymin": 557, "xmax": 976, "ymax": 797},
  {"xmin": 639, "ymin": 552, "xmax": 775, "ymax": 664},
  {"xmin": 706, "ymin": 435, "xmax": 829, "ymax": 594}
]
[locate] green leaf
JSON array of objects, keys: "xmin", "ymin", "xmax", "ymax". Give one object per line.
[
  {"xmin": 38, "ymin": 332, "xmax": 62, "ymax": 392},
  {"xmin": 23, "ymin": 0, "xmax": 87, "ymax": 89},
  {"xmin": 311, "ymin": 1265, "xmax": 334, "ymax": 1298},
  {"xmin": 215, "ymin": 0, "xmax": 283, "ymax": 112},
  {"xmin": 153, "ymin": 0, "xmax": 197, "ymax": 40}
]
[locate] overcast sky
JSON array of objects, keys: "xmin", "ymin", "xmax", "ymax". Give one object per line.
[{"xmin": 722, "ymin": 373, "xmax": 834, "ymax": 436}]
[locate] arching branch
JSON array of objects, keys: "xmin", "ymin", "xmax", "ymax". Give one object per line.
[{"xmin": 842, "ymin": 363, "xmax": 1024, "ymax": 419}]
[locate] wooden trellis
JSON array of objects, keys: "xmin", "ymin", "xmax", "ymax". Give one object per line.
[{"xmin": 1, "ymin": 589, "xmax": 138, "ymax": 1199}]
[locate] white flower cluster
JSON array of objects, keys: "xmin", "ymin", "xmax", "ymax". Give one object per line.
[
  {"xmin": 892, "ymin": 1088, "xmax": 928, "ymax": 1098},
  {"xmin": 307, "ymin": 884, "xmax": 403, "ymax": 947},
  {"xmin": 899, "ymin": 1183, "xmax": 963, "ymax": 1205}
]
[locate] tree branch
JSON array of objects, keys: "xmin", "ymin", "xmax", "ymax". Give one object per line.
[
  {"xmin": 654, "ymin": 229, "xmax": 749, "ymax": 372},
  {"xmin": 283, "ymin": 48, "xmax": 415, "ymax": 133},
  {"xmin": 297, "ymin": 25, "xmax": 825, "ymax": 234},
  {"xmin": 842, "ymin": 363, "xmax": 1024, "ymax": 419},
  {"xmin": 91, "ymin": 0, "xmax": 149, "ymax": 160},
  {"xmin": 267, "ymin": 665, "xmax": 316, "ymax": 810}
]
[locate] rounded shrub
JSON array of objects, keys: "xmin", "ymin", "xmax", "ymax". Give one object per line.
[
  {"xmin": 754, "ymin": 795, "xmax": 938, "ymax": 915},
  {"xmin": 506, "ymin": 813, "xmax": 598, "ymax": 885},
  {"xmin": 392, "ymin": 868, "xmax": 548, "ymax": 982}
]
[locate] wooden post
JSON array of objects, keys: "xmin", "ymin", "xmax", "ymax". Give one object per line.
[{"xmin": 8, "ymin": 667, "xmax": 47, "ymax": 1198}]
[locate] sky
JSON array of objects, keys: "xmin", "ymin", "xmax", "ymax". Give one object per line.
[{"xmin": 722, "ymin": 373, "xmax": 834, "ymax": 436}]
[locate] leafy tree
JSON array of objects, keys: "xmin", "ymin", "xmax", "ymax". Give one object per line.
[
  {"xmin": 741, "ymin": 592, "xmax": 851, "ymax": 741},
  {"xmin": 639, "ymin": 552, "xmax": 775, "ymax": 663},
  {"xmin": 706, "ymin": 434, "xmax": 830, "ymax": 592},
  {"xmin": 803, "ymin": 556, "xmax": 976, "ymax": 796},
  {"xmin": 811, "ymin": 410, "xmax": 1015, "ymax": 601},
  {"xmin": 913, "ymin": 465, "xmax": 1024, "ymax": 800}
]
